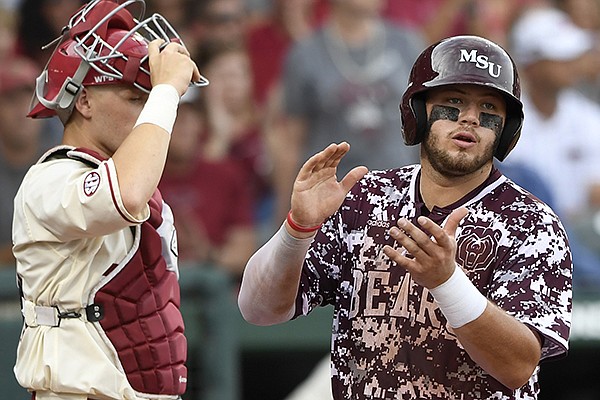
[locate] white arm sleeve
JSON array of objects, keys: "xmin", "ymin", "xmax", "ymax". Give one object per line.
[{"xmin": 238, "ymin": 223, "xmax": 315, "ymax": 325}]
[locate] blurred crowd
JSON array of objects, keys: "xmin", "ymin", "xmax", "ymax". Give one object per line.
[{"xmin": 3, "ymin": 0, "xmax": 600, "ymax": 292}]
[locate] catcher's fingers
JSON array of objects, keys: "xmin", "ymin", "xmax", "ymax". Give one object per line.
[
  {"xmin": 191, "ymin": 61, "xmax": 202, "ymax": 83},
  {"xmin": 147, "ymin": 39, "xmax": 163, "ymax": 60},
  {"xmin": 159, "ymin": 40, "xmax": 190, "ymax": 56}
]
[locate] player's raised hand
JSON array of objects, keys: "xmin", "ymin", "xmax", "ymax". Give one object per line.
[
  {"xmin": 147, "ymin": 39, "xmax": 201, "ymax": 96},
  {"xmin": 383, "ymin": 207, "xmax": 469, "ymax": 289},
  {"xmin": 288, "ymin": 142, "xmax": 368, "ymax": 237}
]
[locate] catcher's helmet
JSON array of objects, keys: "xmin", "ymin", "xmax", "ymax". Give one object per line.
[
  {"xmin": 28, "ymin": 0, "xmax": 208, "ymax": 123},
  {"xmin": 400, "ymin": 35, "xmax": 523, "ymax": 161}
]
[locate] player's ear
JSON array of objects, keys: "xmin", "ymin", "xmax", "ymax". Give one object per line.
[{"xmin": 74, "ymin": 87, "xmax": 93, "ymax": 119}]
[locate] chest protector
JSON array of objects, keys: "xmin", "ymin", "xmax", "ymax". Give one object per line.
[{"xmin": 55, "ymin": 148, "xmax": 186, "ymax": 397}]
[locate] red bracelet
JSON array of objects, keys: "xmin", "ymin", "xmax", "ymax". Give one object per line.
[{"xmin": 286, "ymin": 210, "xmax": 323, "ymax": 233}]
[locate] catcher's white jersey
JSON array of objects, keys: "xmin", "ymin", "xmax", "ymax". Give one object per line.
[{"xmin": 13, "ymin": 146, "xmax": 181, "ymax": 399}]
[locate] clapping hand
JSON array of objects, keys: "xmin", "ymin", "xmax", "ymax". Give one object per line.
[
  {"xmin": 287, "ymin": 142, "xmax": 368, "ymax": 238},
  {"xmin": 383, "ymin": 207, "xmax": 468, "ymax": 289}
]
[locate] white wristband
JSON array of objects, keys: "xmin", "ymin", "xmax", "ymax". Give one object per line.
[
  {"xmin": 133, "ymin": 84, "xmax": 180, "ymax": 135},
  {"xmin": 429, "ymin": 265, "xmax": 488, "ymax": 328}
]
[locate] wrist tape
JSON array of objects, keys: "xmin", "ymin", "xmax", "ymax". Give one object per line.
[
  {"xmin": 133, "ymin": 84, "xmax": 179, "ymax": 135},
  {"xmin": 429, "ymin": 265, "xmax": 488, "ymax": 328}
]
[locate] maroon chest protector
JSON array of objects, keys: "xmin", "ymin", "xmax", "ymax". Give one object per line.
[
  {"xmin": 92, "ymin": 190, "xmax": 186, "ymax": 396},
  {"xmin": 43, "ymin": 147, "xmax": 187, "ymax": 396}
]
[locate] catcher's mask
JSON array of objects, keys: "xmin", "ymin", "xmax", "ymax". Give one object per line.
[
  {"xmin": 399, "ymin": 35, "xmax": 523, "ymax": 161},
  {"xmin": 28, "ymin": 0, "xmax": 208, "ymax": 124}
]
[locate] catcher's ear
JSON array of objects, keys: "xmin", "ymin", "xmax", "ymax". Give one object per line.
[{"xmin": 74, "ymin": 87, "xmax": 92, "ymax": 119}]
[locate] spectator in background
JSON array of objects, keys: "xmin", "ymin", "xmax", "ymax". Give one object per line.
[
  {"xmin": 146, "ymin": 0, "xmax": 191, "ymax": 27},
  {"xmin": 508, "ymin": 4, "xmax": 600, "ymax": 221},
  {"xmin": 554, "ymin": 0, "xmax": 600, "ymax": 104},
  {"xmin": 308, "ymin": 0, "xmax": 538, "ymax": 47},
  {"xmin": 461, "ymin": 0, "xmax": 535, "ymax": 48},
  {"xmin": 159, "ymin": 90, "xmax": 257, "ymax": 281},
  {"xmin": 555, "ymin": 0, "xmax": 600, "ymax": 31},
  {"xmin": 195, "ymin": 41, "xmax": 272, "ymax": 231},
  {"xmin": 383, "ymin": 0, "xmax": 471, "ymax": 44},
  {"xmin": 0, "ymin": 56, "xmax": 59, "ymax": 267},
  {"xmin": 552, "ymin": 0, "xmax": 600, "ymax": 285},
  {"xmin": 16, "ymin": 0, "xmax": 85, "ymax": 67},
  {"xmin": 246, "ymin": 0, "xmax": 319, "ymax": 108},
  {"xmin": 268, "ymin": 0, "xmax": 424, "ymax": 224},
  {"xmin": 506, "ymin": 5, "xmax": 600, "ymax": 288},
  {"xmin": 0, "ymin": 7, "xmax": 18, "ymax": 60},
  {"xmin": 192, "ymin": 0, "xmax": 247, "ymax": 49}
]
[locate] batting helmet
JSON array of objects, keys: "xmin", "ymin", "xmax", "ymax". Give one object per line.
[
  {"xmin": 399, "ymin": 35, "xmax": 523, "ymax": 161},
  {"xmin": 28, "ymin": 0, "xmax": 208, "ymax": 123}
]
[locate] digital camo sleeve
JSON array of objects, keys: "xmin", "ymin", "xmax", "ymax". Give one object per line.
[{"xmin": 486, "ymin": 207, "xmax": 572, "ymax": 362}]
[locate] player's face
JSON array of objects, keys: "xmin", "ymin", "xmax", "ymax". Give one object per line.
[
  {"xmin": 87, "ymin": 84, "xmax": 148, "ymax": 155},
  {"xmin": 422, "ymin": 84, "xmax": 506, "ymax": 177}
]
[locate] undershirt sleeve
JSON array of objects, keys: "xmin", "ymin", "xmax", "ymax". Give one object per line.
[{"xmin": 238, "ymin": 224, "xmax": 314, "ymax": 322}]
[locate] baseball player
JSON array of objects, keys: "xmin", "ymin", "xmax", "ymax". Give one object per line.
[
  {"xmin": 12, "ymin": 1, "xmax": 207, "ymax": 399},
  {"xmin": 238, "ymin": 35, "xmax": 572, "ymax": 399}
]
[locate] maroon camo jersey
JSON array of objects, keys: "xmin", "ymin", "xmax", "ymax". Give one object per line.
[{"xmin": 294, "ymin": 165, "xmax": 572, "ymax": 400}]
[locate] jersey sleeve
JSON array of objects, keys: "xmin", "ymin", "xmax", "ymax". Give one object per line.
[
  {"xmin": 487, "ymin": 208, "xmax": 572, "ymax": 362},
  {"xmin": 293, "ymin": 211, "xmax": 346, "ymax": 318},
  {"xmin": 15, "ymin": 157, "xmax": 149, "ymax": 242}
]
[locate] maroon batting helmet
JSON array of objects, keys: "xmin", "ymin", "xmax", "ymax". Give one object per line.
[
  {"xmin": 28, "ymin": 0, "xmax": 208, "ymax": 123},
  {"xmin": 399, "ymin": 35, "xmax": 523, "ymax": 161}
]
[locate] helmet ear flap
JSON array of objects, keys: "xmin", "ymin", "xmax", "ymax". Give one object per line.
[
  {"xmin": 494, "ymin": 101, "xmax": 524, "ymax": 161},
  {"xmin": 400, "ymin": 92, "xmax": 428, "ymax": 146},
  {"xmin": 411, "ymin": 95, "xmax": 428, "ymax": 145}
]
